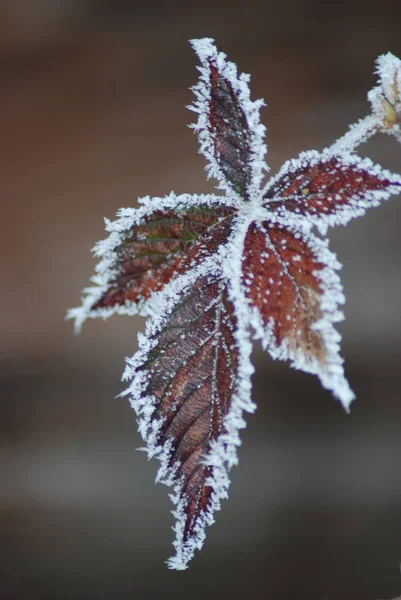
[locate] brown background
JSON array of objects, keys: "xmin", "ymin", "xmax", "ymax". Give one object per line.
[{"xmin": 1, "ymin": 1, "xmax": 401, "ymax": 599}]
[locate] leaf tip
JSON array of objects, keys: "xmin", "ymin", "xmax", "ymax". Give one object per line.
[
  {"xmin": 65, "ymin": 307, "xmax": 84, "ymax": 334},
  {"xmin": 332, "ymin": 379, "xmax": 355, "ymax": 413},
  {"xmin": 340, "ymin": 391, "xmax": 355, "ymax": 414},
  {"xmin": 166, "ymin": 555, "xmax": 190, "ymax": 571}
]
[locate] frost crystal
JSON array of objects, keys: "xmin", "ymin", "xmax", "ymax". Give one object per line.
[{"xmin": 68, "ymin": 39, "xmax": 401, "ymax": 570}]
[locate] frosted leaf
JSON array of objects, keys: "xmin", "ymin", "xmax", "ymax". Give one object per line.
[
  {"xmin": 263, "ymin": 150, "xmax": 401, "ymax": 234},
  {"xmin": 189, "ymin": 38, "xmax": 268, "ymax": 200},
  {"xmin": 242, "ymin": 222, "xmax": 354, "ymax": 410},
  {"xmin": 123, "ymin": 275, "xmax": 253, "ymax": 570},
  {"xmin": 67, "ymin": 194, "xmax": 234, "ymax": 332},
  {"xmin": 68, "ymin": 39, "xmax": 401, "ymax": 570}
]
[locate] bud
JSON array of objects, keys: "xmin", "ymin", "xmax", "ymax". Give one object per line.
[{"xmin": 368, "ymin": 52, "xmax": 401, "ymax": 134}]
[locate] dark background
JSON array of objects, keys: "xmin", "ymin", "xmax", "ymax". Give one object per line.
[{"xmin": 1, "ymin": 1, "xmax": 401, "ymax": 599}]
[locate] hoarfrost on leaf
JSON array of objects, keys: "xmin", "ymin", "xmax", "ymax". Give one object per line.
[
  {"xmin": 68, "ymin": 38, "xmax": 401, "ymax": 569},
  {"xmin": 189, "ymin": 37, "xmax": 268, "ymax": 200}
]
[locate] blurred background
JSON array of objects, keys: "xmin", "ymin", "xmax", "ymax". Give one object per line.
[{"xmin": 1, "ymin": 1, "xmax": 401, "ymax": 598}]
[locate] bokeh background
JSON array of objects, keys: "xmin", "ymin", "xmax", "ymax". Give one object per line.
[{"xmin": 2, "ymin": 1, "xmax": 401, "ymax": 599}]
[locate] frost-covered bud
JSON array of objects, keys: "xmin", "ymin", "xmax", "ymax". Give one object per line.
[{"xmin": 368, "ymin": 52, "xmax": 401, "ymax": 134}]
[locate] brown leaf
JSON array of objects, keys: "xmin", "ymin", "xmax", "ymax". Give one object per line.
[
  {"xmin": 264, "ymin": 152, "xmax": 401, "ymax": 227},
  {"xmin": 207, "ymin": 61, "xmax": 254, "ymax": 197},
  {"xmin": 134, "ymin": 275, "xmax": 240, "ymax": 567},
  {"xmin": 93, "ymin": 205, "xmax": 234, "ymax": 310},
  {"xmin": 242, "ymin": 222, "xmax": 326, "ymax": 362}
]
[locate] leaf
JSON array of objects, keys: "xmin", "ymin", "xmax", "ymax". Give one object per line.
[
  {"xmin": 242, "ymin": 221, "xmax": 354, "ymax": 409},
  {"xmin": 190, "ymin": 38, "xmax": 267, "ymax": 198},
  {"xmin": 264, "ymin": 151, "xmax": 401, "ymax": 234},
  {"xmin": 124, "ymin": 275, "xmax": 251, "ymax": 570},
  {"xmin": 67, "ymin": 194, "xmax": 234, "ymax": 331},
  {"xmin": 94, "ymin": 205, "xmax": 233, "ymax": 308}
]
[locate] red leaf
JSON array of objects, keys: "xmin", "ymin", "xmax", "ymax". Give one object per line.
[
  {"xmin": 131, "ymin": 275, "xmax": 240, "ymax": 569},
  {"xmin": 207, "ymin": 61, "xmax": 254, "ymax": 197},
  {"xmin": 264, "ymin": 151, "xmax": 401, "ymax": 229},
  {"xmin": 190, "ymin": 39, "xmax": 267, "ymax": 198},
  {"xmin": 242, "ymin": 221, "xmax": 354, "ymax": 407},
  {"xmin": 94, "ymin": 205, "xmax": 234, "ymax": 310},
  {"xmin": 243, "ymin": 223, "xmax": 324, "ymax": 357}
]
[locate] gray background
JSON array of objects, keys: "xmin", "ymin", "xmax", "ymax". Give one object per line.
[{"xmin": 1, "ymin": 1, "xmax": 401, "ymax": 598}]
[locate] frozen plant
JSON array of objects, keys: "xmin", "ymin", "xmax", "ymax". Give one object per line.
[{"xmin": 68, "ymin": 39, "xmax": 401, "ymax": 570}]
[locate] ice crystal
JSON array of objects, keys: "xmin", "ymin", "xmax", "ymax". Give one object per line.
[{"xmin": 68, "ymin": 39, "xmax": 401, "ymax": 570}]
